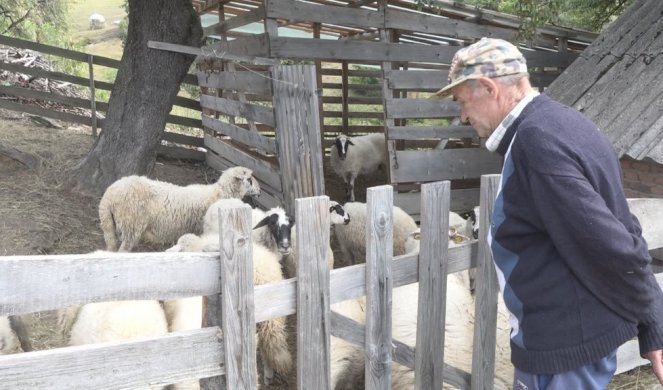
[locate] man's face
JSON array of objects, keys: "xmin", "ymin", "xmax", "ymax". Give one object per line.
[{"xmin": 451, "ymin": 80, "xmax": 499, "ymax": 138}]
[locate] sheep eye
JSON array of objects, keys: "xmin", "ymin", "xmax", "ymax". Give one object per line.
[{"xmin": 329, "ymin": 206, "xmax": 334, "ymax": 212}]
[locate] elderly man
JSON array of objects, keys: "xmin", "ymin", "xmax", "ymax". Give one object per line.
[{"xmin": 435, "ymin": 37, "xmax": 663, "ymax": 389}]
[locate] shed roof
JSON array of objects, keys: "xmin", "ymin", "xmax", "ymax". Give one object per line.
[
  {"xmin": 192, "ymin": 0, "xmax": 597, "ymax": 53},
  {"xmin": 546, "ymin": 0, "xmax": 663, "ymax": 164}
]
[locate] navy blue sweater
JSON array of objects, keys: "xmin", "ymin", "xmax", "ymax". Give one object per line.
[{"xmin": 490, "ymin": 94, "xmax": 663, "ymax": 374}]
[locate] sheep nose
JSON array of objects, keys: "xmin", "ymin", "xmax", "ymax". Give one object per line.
[
  {"xmin": 340, "ymin": 155, "xmax": 346, "ymax": 161},
  {"xmin": 344, "ymin": 219, "xmax": 350, "ymax": 225}
]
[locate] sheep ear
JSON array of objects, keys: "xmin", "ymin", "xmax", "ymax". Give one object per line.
[
  {"xmin": 254, "ymin": 216, "xmax": 270, "ymax": 230},
  {"xmin": 289, "ymin": 218, "xmax": 295, "ymax": 227},
  {"xmin": 347, "ymin": 140, "xmax": 354, "ymax": 146}
]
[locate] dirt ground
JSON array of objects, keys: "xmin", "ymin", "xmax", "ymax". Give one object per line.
[{"xmin": 0, "ymin": 113, "xmax": 659, "ymax": 389}]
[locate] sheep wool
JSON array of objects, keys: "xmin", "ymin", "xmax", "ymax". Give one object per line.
[
  {"xmin": 99, "ymin": 166, "xmax": 260, "ymax": 252},
  {"xmin": 0, "ymin": 316, "xmax": 19, "ymax": 354},
  {"xmin": 333, "ymin": 202, "xmax": 417, "ymax": 267},
  {"xmin": 164, "ymin": 233, "xmax": 293, "ymax": 381},
  {"xmin": 330, "ymin": 133, "xmax": 387, "ymax": 202}
]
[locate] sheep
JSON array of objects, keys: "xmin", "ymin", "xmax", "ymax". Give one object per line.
[
  {"xmin": 330, "ymin": 133, "xmax": 387, "ymax": 202},
  {"xmin": 332, "ymin": 202, "xmax": 417, "ymax": 268},
  {"xmin": 336, "ymin": 276, "xmax": 513, "ymax": 390},
  {"xmin": 251, "ymin": 207, "xmax": 294, "ymax": 255},
  {"xmin": 404, "ymin": 211, "xmax": 475, "ymax": 255},
  {"xmin": 388, "ymin": 277, "xmax": 513, "ymax": 390},
  {"xmin": 164, "ymin": 233, "xmax": 293, "ymax": 384},
  {"xmin": 0, "ymin": 316, "xmax": 20, "ymax": 354},
  {"xmin": 99, "ymin": 166, "xmax": 260, "ymax": 252},
  {"xmin": 281, "ymin": 201, "xmax": 351, "ymax": 279},
  {"xmin": 67, "ymin": 299, "xmax": 180, "ymax": 390}
]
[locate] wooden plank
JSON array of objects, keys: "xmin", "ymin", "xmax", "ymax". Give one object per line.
[
  {"xmin": 272, "ymin": 65, "xmax": 326, "ymax": 216},
  {"xmin": 364, "ymin": 185, "xmax": 394, "ymax": 389},
  {"xmin": 391, "ymin": 148, "xmax": 503, "ymax": 183},
  {"xmin": 415, "ymin": 181, "xmax": 450, "ymax": 389},
  {"xmin": 0, "ymin": 328, "xmax": 223, "ymax": 389},
  {"xmin": 321, "ymin": 68, "xmax": 382, "ymax": 77},
  {"xmin": 295, "ymin": 196, "xmax": 332, "ymax": 390},
  {"xmin": 0, "ymin": 60, "xmax": 114, "ymax": 91},
  {"xmin": 166, "ymin": 113, "xmax": 202, "ymax": 129},
  {"xmin": 386, "ymin": 98, "xmax": 459, "ymax": 119},
  {"xmin": 218, "ymin": 205, "xmax": 257, "ymax": 389},
  {"xmin": 162, "ymin": 131, "xmax": 205, "ymax": 148},
  {"xmin": 197, "ymin": 70, "xmax": 272, "ymax": 95},
  {"xmin": 203, "ymin": 6, "xmax": 265, "ymax": 36},
  {"xmin": 269, "ymin": 37, "xmax": 458, "ymax": 63},
  {"xmin": 157, "ymin": 145, "xmax": 205, "ymax": 161},
  {"xmin": 204, "ymin": 134, "xmax": 282, "ymax": 191},
  {"xmin": 386, "ymin": 70, "xmax": 449, "ymax": 91},
  {"xmin": 0, "ymin": 34, "xmax": 121, "ymax": 69},
  {"xmin": 471, "ymin": 175, "xmax": 501, "ymax": 390},
  {"xmin": 205, "ymin": 34, "xmax": 271, "ymax": 63},
  {"xmin": 267, "ymin": 0, "xmax": 383, "ymax": 30},
  {"xmin": 202, "ymin": 115, "xmax": 277, "ymax": 154},
  {"xmin": 387, "ymin": 125, "xmax": 476, "ymax": 140},
  {"xmin": 253, "ymin": 240, "xmax": 475, "ymax": 322},
  {"xmin": 384, "ymin": 8, "xmax": 516, "ymax": 42},
  {"xmin": 0, "ymin": 99, "xmax": 93, "ymax": 127},
  {"xmin": 322, "ymin": 96, "xmax": 384, "ymax": 105},
  {"xmin": 200, "ymin": 95, "xmax": 275, "ymax": 127},
  {"xmin": 268, "ymin": 37, "xmax": 577, "ymax": 67},
  {"xmin": 148, "ymin": 39, "xmax": 277, "ymax": 66},
  {"xmin": 0, "ymin": 252, "xmax": 219, "ymax": 316},
  {"xmin": 0, "ymin": 85, "xmax": 109, "ymax": 113}
]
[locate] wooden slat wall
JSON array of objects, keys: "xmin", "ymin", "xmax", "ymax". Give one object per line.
[{"xmin": 391, "ymin": 149, "xmax": 503, "ymax": 183}]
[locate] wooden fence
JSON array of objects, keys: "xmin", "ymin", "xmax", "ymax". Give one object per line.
[
  {"xmin": 0, "ymin": 176, "xmax": 660, "ymax": 388},
  {"xmin": 0, "ymin": 35, "xmax": 205, "ymax": 161}
]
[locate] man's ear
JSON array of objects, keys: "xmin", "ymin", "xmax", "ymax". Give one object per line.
[{"xmin": 478, "ymin": 77, "xmax": 498, "ymax": 96}]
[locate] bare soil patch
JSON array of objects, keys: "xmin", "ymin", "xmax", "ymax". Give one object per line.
[{"xmin": 0, "ymin": 113, "xmax": 657, "ymax": 389}]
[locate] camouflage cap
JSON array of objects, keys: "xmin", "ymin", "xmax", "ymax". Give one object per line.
[{"xmin": 434, "ymin": 38, "xmax": 528, "ymax": 97}]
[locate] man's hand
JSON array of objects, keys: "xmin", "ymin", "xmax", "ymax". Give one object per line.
[{"xmin": 645, "ymin": 349, "xmax": 663, "ymax": 384}]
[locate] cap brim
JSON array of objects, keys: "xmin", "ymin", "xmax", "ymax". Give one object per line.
[{"xmin": 432, "ymin": 76, "xmax": 468, "ymax": 98}]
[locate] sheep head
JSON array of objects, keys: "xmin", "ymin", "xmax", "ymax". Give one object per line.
[
  {"xmin": 254, "ymin": 207, "xmax": 294, "ymax": 255},
  {"xmin": 333, "ymin": 135, "xmax": 354, "ymax": 161},
  {"xmin": 219, "ymin": 166, "xmax": 261, "ymax": 199},
  {"xmin": 330, "ymin": 201, "xmax": 350, "ymax": 225}
]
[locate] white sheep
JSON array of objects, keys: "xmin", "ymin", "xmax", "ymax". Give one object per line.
[
  {"xmin": 332, "ymin": 202, "xmax": 417, "ymax": 268},
  {"xmin": 281, "ymin": 201, "xmax": 351, "ymax": 279},
  {"xmin": 164, "ymin": 233, "xmax": 293, "ymax": 383},
  {"xmin": 330, "ymin": 133, "xmax": 387, "ymax": 202},
  {"xmin": 335, "ymin": 276, "xmax": 513, "ymax": 389},
  {"xmin": 0, "ymin": 316, "xmax": 20, "ymax": 354},
  {"xmin": 67, "ymin": 299, "xmax": 182, "ymax": 390},
  {"xmin": 389, "ymin": 277, "xmax": 513, "ymax": 390},
  {"xmin": 404, "ymin": 211, "xmax": 475, "ymax": 255},
  {"xmin": 99, "ymin": 166, "xmax": 260, "ymax": 252}
]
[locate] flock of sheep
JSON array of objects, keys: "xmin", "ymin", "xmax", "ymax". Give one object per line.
[{"xmin": 0, "ymin": 133, "xmax": 513, "ymax": 389}]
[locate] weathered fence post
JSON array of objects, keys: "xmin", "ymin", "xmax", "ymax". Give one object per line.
[
  {"xmin": 87, "ymin": 54, "xmax": 97, "ymax": 137},
  {"xmin": 365, "ymin": 185, "xmax": 393, "ymax": 389},
  {"xmin": 296, "ymin": 195, "xmax": 332, "ymax": 389},
  {"xmin": 294, "ymin": 196, "xmax": 331, "ymax": 390},
  {"xmin": 203, "ymin": 204, "xmax": 256, "ymax": 390},
  {"xmin": 415, "ymin": 180, "xmax": 450, "ymax": 389},
  {"xmin": 471, "ymin": 174, "xmax": 500, "ymax": 390},
  {"xmin": 272, "ymin": 65, "xmax": 325, "ymax": 217}
]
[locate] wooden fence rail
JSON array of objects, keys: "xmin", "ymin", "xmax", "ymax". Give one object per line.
[
  {"xmin": 0, "ymin": 177, "xmax": 658, "ymax": 389},
  {"xmin": 0, "ymin": 34, "xmax": 204, "ymax": 160}
]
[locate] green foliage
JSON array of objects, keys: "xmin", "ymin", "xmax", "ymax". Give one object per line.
[
  {"xmin": 418, "ymin": 0, "xmax": 634, "ymax": 39},
  {"xmin": 0, "ymin": 0, "xmax": 68, "ymax": 43},
  {"xmin": 349, "ymin": 65, "xmax": 381, "ymax": 98}
]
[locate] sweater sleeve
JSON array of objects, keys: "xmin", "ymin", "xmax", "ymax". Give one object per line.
[{"xmin": 521, "ymin": 149, "xmax": 663, "ymax": 354}]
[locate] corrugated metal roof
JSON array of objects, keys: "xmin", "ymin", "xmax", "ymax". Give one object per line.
[{"xmin": 546, "ymin": 0, "xmax": 663, "ymax": 164}]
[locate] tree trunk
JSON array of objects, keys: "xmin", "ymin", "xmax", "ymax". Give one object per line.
[{"xmin": 67, "ymin": 0, "xmax": 202, "ymax": 197}]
